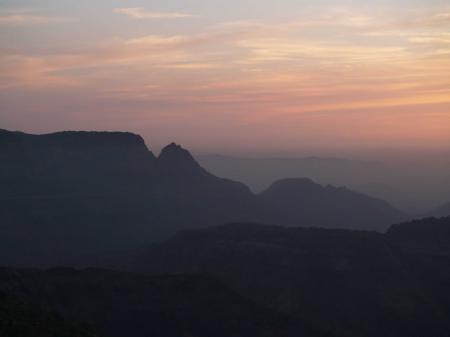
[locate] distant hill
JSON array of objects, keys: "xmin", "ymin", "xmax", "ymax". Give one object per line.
[
  {"xmin": 0, "ymin": 129, "xmax": 403, "ymax": 267},
  {"xmin": 424, "ymin": 202, "xmax": 450, "ymax": 218},
  {"xmin": 259, "ymin": 178, "xmax": 405, "ymax": 231},
  {"xmin": 197, "ymin": 153, "xmax": 450, "ymax": 214},
  {"xmin": 129, "ymin": 217, "xmax": 450, "ymax": 337},
  {"xmin": 197, "ymin": 154, "xmax": 378, "ymax": 193},
  {"xmin": 0, "ymin": 267, "xmax": 330, "ymax": 337}
]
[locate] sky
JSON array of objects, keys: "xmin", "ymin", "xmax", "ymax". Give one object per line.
[{"xmin": 1, "ymin": 0, "xmax": 449, "ymax": 154}]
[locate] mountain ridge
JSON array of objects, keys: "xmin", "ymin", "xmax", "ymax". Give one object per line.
[{"xmin": 0, "ymin": 129, "xmax": 406, "ymax": 267}]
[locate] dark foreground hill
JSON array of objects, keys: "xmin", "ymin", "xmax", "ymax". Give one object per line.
[
  {"xmin": 0, "ymin": 129, "xmax": 403, "ymax": 266},
  {"xmin": 0, "ymin": 290, "xmax": 99, "ymax": 337},
  {"xmin": 129, "ymin": 217, "xmax": 450, "ymax": 337},
  {"xmin": 0, "ymin": 268, "xmax": 331, "ymax": 337}
]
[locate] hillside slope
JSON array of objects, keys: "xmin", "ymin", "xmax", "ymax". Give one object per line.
[
  {"xmin": 130, "ymin": 217, "xmax": 450, "ymax": 337},
  {"xmin": 0, "ymin": 267, "xmax": 330, "ymax": 337}
]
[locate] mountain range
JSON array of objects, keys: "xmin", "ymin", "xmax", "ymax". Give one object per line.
[
  {"xmin": 0, "ymin": 129, "xmax": 406, "ymax": 266},
  {"xmin": 1, "ymin": 129, "xmax": 449, "ymax": 337},
  {"xmin": 197, "ymin": 153, "xmax": 450, "ymax": 214}
]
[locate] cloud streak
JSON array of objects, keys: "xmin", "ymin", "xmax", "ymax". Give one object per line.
[
  {"xmin": 114, "ymin": 8, "xmax": 194, "ymax": 20},
  {"xmin": 0, "ymin": 14, "xmax": 72, "ymax": 25}
]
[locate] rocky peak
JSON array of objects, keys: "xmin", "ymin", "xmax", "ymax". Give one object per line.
[{"xmin": 158, "ymin": 142, "xmax": 202, "ymax": 171}]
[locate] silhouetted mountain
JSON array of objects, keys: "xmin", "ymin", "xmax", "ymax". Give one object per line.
[
  {"xmin": 159, "ymin": 142, "xmax": 204, "ymax": 173},
  {"xmin": 130, "ymin": 217, "xmax": 450, "ymax": 337},
  {"xmin": 0, "ymin": 129, "xmax": 403, "ymax": 267},
  {"xmin": 156, "ymin": 142, "xmax": 252, "ymax": 195},
  {"xmin": 153, "ymin": 142, "xmax": 262, "ymax": 229},
  {"xmin": 0, "ymin": 129, "xmax": 262, "ymax": 267},
  {"xmin": 0, "ymin": 129, "xmax": 157, "ymax": 196},
  {"xmin": 259, "ymin": 178, "xmax": 405, "ymax": 231},
  {"xmin": 0, "ymin": 267, "xmax": 331, "ymax": 337}
]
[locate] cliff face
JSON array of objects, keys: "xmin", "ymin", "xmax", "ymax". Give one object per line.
[{"xmin": 0, "ymin": 129, "xmax": 157, "ymax": 196}]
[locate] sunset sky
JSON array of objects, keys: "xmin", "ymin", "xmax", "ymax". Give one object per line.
[{"xmin": 1, "ymin": 0, "xmax": 449, "ymax": 154}]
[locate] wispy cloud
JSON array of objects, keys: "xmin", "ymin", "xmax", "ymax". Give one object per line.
[
  {"xmin": 411, "ymin": 11, "xmax": 450, "ymax": 28},
  {"xmin": 0, "ymin": 14, "xmax": 72, "ymax": 26},
  {"xmin": 125, "ymin": 35, "xmax": 187, "ymax": 47},
  {"xmin": 0, "ymin": 55, "xmax": 80, "ymax": 89},
  {"xmin": 114, "ymin": 8, "xmax": 194, "ymax": 20}
]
